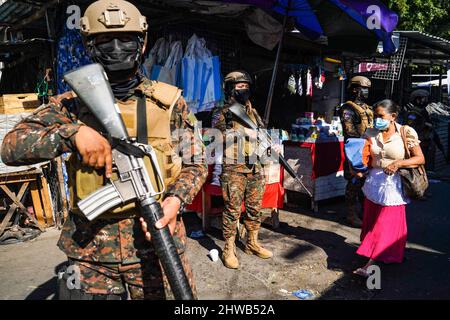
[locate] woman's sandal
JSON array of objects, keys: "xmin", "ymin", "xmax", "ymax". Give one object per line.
[{"xmin": 353, "ymin": 268, "xmax": 371, "ymax": 278}]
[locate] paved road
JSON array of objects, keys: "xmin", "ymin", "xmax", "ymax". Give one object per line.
[{"xmin": 1, "ymin": 177, "xmax": 449, "ymax": 300}]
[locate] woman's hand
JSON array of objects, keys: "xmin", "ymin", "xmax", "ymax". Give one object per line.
[
  {"xmin": 384, "ymin": 161, "xmax": 400, "ymax": 175},
  {"xmin": 139, "ymin": 196, "xmax": 181, "ymax": 242}
]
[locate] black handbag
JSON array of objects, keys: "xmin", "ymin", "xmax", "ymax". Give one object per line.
[{"xmin": 398, "ymin": 126, "xmax": 429, "ymax": 199}]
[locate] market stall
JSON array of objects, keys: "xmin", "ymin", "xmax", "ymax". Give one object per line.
[
  {"xmin": 187, "ymin": 161, "xmax": 285, "ymax": 231},
  {"xmin": 0, "ymin": 0, "xmax": 401, "ymax": 235},
  {"xmin": 0, "ymin": 96, "xmax": 69, "ymax": 244}
]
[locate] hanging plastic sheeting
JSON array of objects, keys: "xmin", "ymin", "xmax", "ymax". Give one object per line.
[
  {"xmin": 142, "ymin": 37, "xmax": 170, "ymax": 79},
  {"xmin": 56, "ymin": 25, "xmax": 92, "ymax": 94},
  {"xmin": 244, "ymin": 8, "xmax": 283, "ymax": 50},
  {"xmin": 181, "ymin": 34, "xmax": 223, "ymax": 113},
  {"xmin": 223, "ymin": 0, "xmax": 399, "ymax": 54},
  {"xmin": 157, "ymin": 41, "xmax": 183, "ymax": 86}
]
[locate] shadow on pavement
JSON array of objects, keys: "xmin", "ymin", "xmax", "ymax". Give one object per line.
[{"xmin": 25, "ymin": 262, "xmax": 69, "ymax": 300}]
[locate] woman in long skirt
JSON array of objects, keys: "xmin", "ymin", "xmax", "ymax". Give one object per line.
[{"xmin": 351, "ymin": 99, "xmax": 425, "ymax": 276}]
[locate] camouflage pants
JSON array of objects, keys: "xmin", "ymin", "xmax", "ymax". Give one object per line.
[
  {"xmin": 220, "ymin": 170, "xmax": 265, "ymax": 239},
  {"xmin": 69, "ymin": 252, "xmax": 197, "ymax": 300},
  {"xmin": 345, "ymin": 177, "xmax": 365, "ymax": 219}
]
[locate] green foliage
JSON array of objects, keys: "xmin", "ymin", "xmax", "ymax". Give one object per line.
[{"xmin": 382, "ymin": 0, "xmax": 450, "ymax": 39}]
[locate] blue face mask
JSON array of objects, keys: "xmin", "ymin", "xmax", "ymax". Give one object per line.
[{"xmin": 374, "ymin": 118, "xmax": 390, "ymax": 131}]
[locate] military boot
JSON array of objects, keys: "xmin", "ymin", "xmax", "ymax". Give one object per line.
[
  {"xmin": 222, "ymin": 236, "xmax": 239, "ymax": 269},
  {"xmin": 244, "ymin": 230, "xmax": 273, "ymax": 259}
]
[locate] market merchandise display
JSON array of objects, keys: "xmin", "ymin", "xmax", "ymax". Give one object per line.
[
  {"xmin": 290, "ymin": 112, "xmax": 343, "ymax": 142},
  {"xmin": 143, "ymin": 34, "xmax": 223, "ymax": 114}
]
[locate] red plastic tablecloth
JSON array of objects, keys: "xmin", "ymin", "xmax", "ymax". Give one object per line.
[
  {"xmin": 284, "ymin": 140, "xmax": 345, "ymax": 180},
  {"xmin": 187, "ymin": 165, "xmax": 284, "ymax": 213}
]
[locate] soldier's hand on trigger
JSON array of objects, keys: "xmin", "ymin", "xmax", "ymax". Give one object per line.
[
  {"xmin": 139, "ymin": 196, "xmax": 180, "ymax": 241},
  {"xmin": 74, "ymin": 125, "xmax": 113, "ymax": 178}
]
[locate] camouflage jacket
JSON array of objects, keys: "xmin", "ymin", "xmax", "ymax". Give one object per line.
[
  {"xmin": 214, "ymin": 99, "xmax": 263, "ymax": 174},
  {"xmin": 1, "ymin": 77, "xmax": 208, "ymax": 263}
]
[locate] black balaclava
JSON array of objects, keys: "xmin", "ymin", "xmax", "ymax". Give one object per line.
[
  {"xmin": 225, "ymin": 83, "xmax": 251, "ymax": 105},
  {"xmin": 87, "ymin": 34, "xmax": 144, "ymax": 98},
  {"xmin": 351, "ymin": 86, "xmax": 369, "ymax": 104},
  {"xmin": 232, "ymin": 87, "xmax": 251, "ymax": 105},
  {"xmin": 414, "ymin": 96, "xmax": 428, "ymax": 108}
]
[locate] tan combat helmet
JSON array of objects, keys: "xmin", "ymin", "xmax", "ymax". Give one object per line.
[
  {"xmin": 80, "ymin": 0, "xmax": 148, "ymax": 37},
  {"xmin": 224, "ymin": 70, "xmax": 253, "ymax": 85},
  {"xmin": 348, "ymin": 76, "xmax": 372, "ymax": 88},
  {"xmin": 410, "ymin": 89, "xmax": 429, "ymax": 102}
]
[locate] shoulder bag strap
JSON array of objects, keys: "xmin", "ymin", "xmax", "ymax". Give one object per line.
[{"xmin": 400, "ymin": 125, "xmax": 411, "ymax": 160}]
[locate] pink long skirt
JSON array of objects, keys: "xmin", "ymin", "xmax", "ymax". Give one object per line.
[{"xmin": 356, "ymin": 198, "xmax": 407, "ymax": 263}]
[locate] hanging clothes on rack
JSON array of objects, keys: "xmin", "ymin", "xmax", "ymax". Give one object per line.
[
  {"xmin": 314, "ymin": 65, "xmax": 326, "ymax": 89},
  {"xmin": 297, "ymin": 70, "xmax": 304, "ymax": 96},
  {"xmin": 287, "ymin": 73, "xmax": 297, "ymax": 95},
  {"xmin": 306, "ymin": 69, "xmax": 313, "ymax": 96}
]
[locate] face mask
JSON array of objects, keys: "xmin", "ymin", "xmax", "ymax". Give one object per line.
[
  {"xmin": 415, "ymin": 97, "xmax": 428, "ymax": 107},
  {"xmin": 359, "ymin": 88, "xmax": 369, "ymax": 100},
  {"xmin": 232, "ymin": 88, "xmax": 251, "ymax": 104},
  {"xmin": 91, "ymin": 37, "xmax": 142, "ymax": 82},
  {"xmin": 374, "ymin": 118, "xmax": 390, "ymax": 131}
]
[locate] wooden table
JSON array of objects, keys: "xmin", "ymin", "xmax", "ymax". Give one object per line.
[{"xmin": 0, "ymin": 168, "xmax": 54, "ymax": 237}]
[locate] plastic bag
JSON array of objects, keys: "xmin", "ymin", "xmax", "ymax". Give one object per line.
[
  {"xmin": 181, "ymin": 34, "xmax": 223, "ymax": 113},
  {"xmin": 145, "ymin": 37, "xmax": 169, "ymax": 81},
  {"xmin": 157, "ymin": 41, "xmax": 183, "ymax": 85}
]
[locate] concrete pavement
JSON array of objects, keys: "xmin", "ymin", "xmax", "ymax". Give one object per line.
[{"xmin": 1, "ymin": 173, "xmax": 449, "ymax": 300}]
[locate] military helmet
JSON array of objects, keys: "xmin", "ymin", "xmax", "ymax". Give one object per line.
[
  {"xmin": 348, "ymin": 76, "xmax": 372, "ymax": 88},
  {"xmin": 224, "ymin": 70, "xmax": 253, "ymax": 85},
  {"xmin": 410, "ymin": 89, "xmax": 430, "ymax": 102},
  {"xmin": 80, "ymin": 0, "xmax": 148, "ymax": 37}
]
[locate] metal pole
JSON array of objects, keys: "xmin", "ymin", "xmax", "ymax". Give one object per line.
[
  {"xmin": 45, "ymin": 9, "xmax": 57, "ymax": 96},
  {"xmin": 438, "ymin": 65, "xmax": 443, "ymax": 103},
  {"xmin": 263, "ymin": 0, "xmax": 291, "ymax": 127}
]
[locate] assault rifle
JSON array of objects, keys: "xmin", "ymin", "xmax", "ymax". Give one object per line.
[
  {"xmin": 228, "ymin": 103, "xmax": 312, "ymax": 197},
  {"xmin": 64, "ymin": 63, "xmax": 194, "ymax": 300}
]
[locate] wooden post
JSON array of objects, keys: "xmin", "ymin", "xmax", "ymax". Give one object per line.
[
  {"xmin": 30, "ymin": 182, "xmax": 46, "ymax": 228},
  {"xmin": 39, "ymin": 174, "xmax": 54, "ymax": 227}
]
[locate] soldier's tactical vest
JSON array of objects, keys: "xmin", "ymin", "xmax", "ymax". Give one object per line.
[
  {"xmin": 224, "ymin": 103, "xmax": 260, "ymax": 163},
  {"xmin": 345, "ymin": 101, "xmax": 374, "ymax": 136},
  {"xmin": 67, "ymin": 81, "xmax": 183, "ymax": 219}
]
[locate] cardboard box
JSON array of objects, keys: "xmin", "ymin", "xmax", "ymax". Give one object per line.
[{"xmin": 0, "ymin": 93, "xmax": 41, "ymax": 114}]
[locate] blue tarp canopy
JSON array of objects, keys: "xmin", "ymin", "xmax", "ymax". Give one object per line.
[{"xmin": 223, "ymin": 0, "xmax": 399, "ymax": 54}]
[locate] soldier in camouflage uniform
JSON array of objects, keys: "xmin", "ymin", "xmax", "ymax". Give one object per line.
[
  {"xmin": 214, "ymin": 70, "xmax": 273, "ymax": 269},
  {"xmin": 402, "ymin": 89, "xmax": 447, "ymax": 172},
  {"xmin": 1, "ymin": 0, "xmax": 207, "ymax": 300},
  {"xmin": 337, "ymin": 76, "xmax": 374, "ymax": 228}
]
